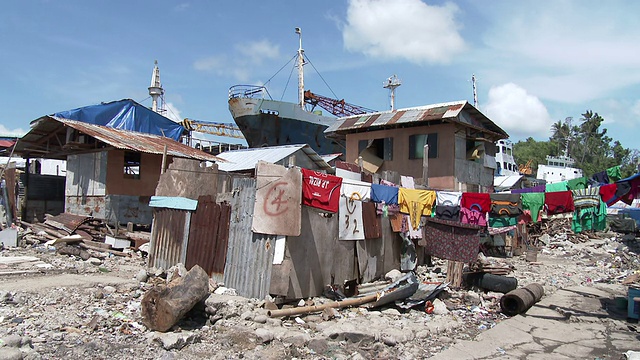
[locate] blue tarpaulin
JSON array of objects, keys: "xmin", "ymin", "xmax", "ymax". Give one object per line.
[{"xmin": 52, "ymin": 99, "xmax": 184, "ymax": 141}]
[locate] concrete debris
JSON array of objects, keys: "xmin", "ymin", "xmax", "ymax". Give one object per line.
[{"xmin": 0, "ymin": 219, "xmax": 638, "ymax": 359}]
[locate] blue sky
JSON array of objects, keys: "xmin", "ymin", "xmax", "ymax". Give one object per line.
[{"xmin": 1, "ymin": 0, "xmax": 639, "ymax": 150}]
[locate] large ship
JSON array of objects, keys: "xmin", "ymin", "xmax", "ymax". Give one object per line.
[{"xmin": 228, "ymin": 28, "xmax": 372, "ymax": 155}]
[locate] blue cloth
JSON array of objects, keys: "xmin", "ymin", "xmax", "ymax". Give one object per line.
[{"xmin": 371, "ymin": 183, "xmax": 399, "ymax": 205}]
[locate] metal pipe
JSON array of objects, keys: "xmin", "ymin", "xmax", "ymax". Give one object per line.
[
  {"xmin": 267, "ymin": 293, "xmax": 378, "ymax": 318},
  {"xmin": 500, "ymin": 283, "xmax": 544, "ymax": 316}
]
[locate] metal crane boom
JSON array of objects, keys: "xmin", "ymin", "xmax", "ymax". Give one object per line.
[
  {"xmin": 303, "ymin": 90, "xmax": 374, "ymax": 117},
  {"xmin": 181, "ymin": 119, "xmax": 245, "ymax": 139}
]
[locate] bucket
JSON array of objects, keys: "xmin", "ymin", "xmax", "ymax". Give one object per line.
[{"xmin": 628, "ymin": 287, "xmax": 640, "ymax": 319}]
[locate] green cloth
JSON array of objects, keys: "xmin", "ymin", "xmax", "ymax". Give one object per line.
[
  {"xmin": 488, "ymin": 215, "xmax": 518, "ymax": 228},
  {"xmin": 521, "ymin": 193, "xmax": 545, "ymax": 223},
  {"xmin": 572, "ymin": 199, "xmax": 607, "ymax": 233},
  {"xmin": 567, "ymin": 177, "xmax": 588, "ymax": 190},
  {"xmin": 545, "ymin": 181, "xmax": 568, "ymax": 192},
  {"xmin": 606, "ymin": 165, "xmax": 622, "ymax": 182}
]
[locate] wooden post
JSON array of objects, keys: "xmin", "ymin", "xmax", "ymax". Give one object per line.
[
  {"xmin": 422, "ymin": 144, "xmax": 429, "ymax": 187},
  {"xmin": 161, "ymin": 145, "xmax": 168, "ymax": 174},
  {"xmin": 288, "ymin": 155, "xmax": 295, "ymax": 168}
]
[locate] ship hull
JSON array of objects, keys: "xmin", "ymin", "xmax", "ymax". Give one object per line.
[{"xmin": 229, "ymin": 96, "xmax": 344, "ymax": 155}]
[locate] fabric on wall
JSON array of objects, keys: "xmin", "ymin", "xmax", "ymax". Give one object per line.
[{"xmin": 423, "ymin": 217, "xmax": 481, "ymax": 263}]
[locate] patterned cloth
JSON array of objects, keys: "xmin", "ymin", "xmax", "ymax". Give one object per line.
[
  {"xmin": 571, "ymin": 187, "xmax": 600, "ymax": 208},
  {"xmin": 423, "ymin": 217, "xmax": 482, "ymax": 263},
  {"xmin": 460, "ymin": 207, "xmax": 487, "ymax": 226}
]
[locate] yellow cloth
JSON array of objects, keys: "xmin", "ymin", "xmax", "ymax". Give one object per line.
[{"xmin": 398, "ymin": 188, "xmax": 436, "ymax": 230}]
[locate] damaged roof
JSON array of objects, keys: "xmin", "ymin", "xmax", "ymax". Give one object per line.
[
  {"xmin": 324, "ymin": 100, "xmax": 508, "ymax": 138},
  {"xmin": 14, "ymin": 116, "xmax": 224, "ymax": 162},
  {"xmin": 216, "ymin": 144, "xmax": 332, "ymax": 173}
]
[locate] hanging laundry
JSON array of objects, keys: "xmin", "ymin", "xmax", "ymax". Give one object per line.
[
  {"xmin": 599, "ymin": 183, "xmax": 618, "ymax": 205},
  {"xmin": 545, "ymin": 181, "xmax": 568, "ymax": 192},
  {"xmin": 423, "ymin": 217, "xmax": 482, "ymax": 263},
  {"xmin": 521, "ymin": 193, "xmax": 545, "ymax": 223},
  {"xmin": 461, "ymin": 192, "xmax": 491, "ymax": 213},
  {"xmin": 460, "ymin": 207, "xmax": 487, "ymax": 226},
  {"xmin": 572, "ymin": 200, "xmax": 607, "ymax": 233},
  {"xmin": 362, "ymin": 202, "xmax": 381, "ymax": 239},
  {"xmin": 511, "ymin": 184, "xmax": 545, "ymax": 193},
  {"xmin": 544, "ymin": 191, "xmax": 575, "ymax": 215},
  {"xmin": 301, "ymin": 168, "xmax": 342, "ymax": 213},
  {"xmin": 436, "ymin": 191, "xmax": 462, "ymax": 206},
  {"xmin": 489, "ymin": 193, "xmax": 523, "ymax": 216},
  {"xmin": 607, "ymin": 165, "xmax": 622, "ymax": 182},
  {"xmin": 371, "ymin": 183, "xmax": 398, "ymax": 205},
  {"xmin": 571, "ymin": 187, "xmax": 600, "ymax": 209},
  {"xmin": 616, "ymin": 176, "xmax": 640, "ymax": 205},
  {"xmin": 339, "ymin": 194, "xmax": 365, "ymax": 240},
  {"xmin": 591, "ymin": 171, "xmax": 609, "ymax": 185},
  {"xmin": 341, "ymin": 178, "xmax": 371, "ymax": 201},
  {"xmin": 398, "ymin": 188, "xmax": 436, "ymax": 231},
  {"xmin": 567, "ymin": 177, "xmax": 588, "ymax": 190},
  {"xmin": 434, "ymin": 205, "xmax": 460, "ymax": 221},
  {"xmin": 400, "ymin": 176, "xmax": 425, "ymax": 239},
  {"xmin": 488, "ymin": 215, "xmax": 518, "ymax": 228},
  {"xmin": 388, "ymin": 213, "xmax": 403, "ymax": 232}
]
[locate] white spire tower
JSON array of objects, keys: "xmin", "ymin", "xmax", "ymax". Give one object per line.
[
  {"xmin": 383, "ymin": 75, "xmax": 401, "ymax": 111},
  {"xmin": 148, "ymin": 60, "xmax": 165, "ymax": 114}
]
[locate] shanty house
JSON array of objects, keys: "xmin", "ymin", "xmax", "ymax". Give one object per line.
[
  {"xmin": 324, "ymin": 101, "xmax": 509, "ymax": 192},
  {"xmin": 14, "ymin": 100, "xmax": 222, "ymax": 224}
]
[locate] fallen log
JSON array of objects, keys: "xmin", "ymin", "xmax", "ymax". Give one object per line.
[
  {"xmin": 267, "ymin": 293, "xmax": 378, "ymax": 318},
  {"xmin": 141, "ymin": 265, "xmax": 209, "ymax": 332}
]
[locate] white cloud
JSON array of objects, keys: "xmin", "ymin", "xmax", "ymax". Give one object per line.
[
  {"xmin": 483, "ymin": 83, "xmax": 553, "ymax": 140},
  {"xmin": 342, "ymin": 0, "xmax": 466, "ymax": 64},
  {"xmin": 0, "ymin": 124, "xmax": 26, "ymax": 137},
  {"xmin": 478, "ymin": 1, "xmax": 640, "ymax": 103},
  {"xmin": 194, "ymin": 40, "xmax": 280, "ymax": 82}
]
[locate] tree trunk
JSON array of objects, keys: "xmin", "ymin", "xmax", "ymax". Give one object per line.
[{"xmin": 141, "ymin": 265, "xmax": 209, "ymax": 332}]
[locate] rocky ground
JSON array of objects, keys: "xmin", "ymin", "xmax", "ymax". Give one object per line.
[{"xmin": 0, "ymin": 227, "xmax": 638, "ymax": 360}]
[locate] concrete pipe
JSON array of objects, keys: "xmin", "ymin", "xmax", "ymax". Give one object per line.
[{"xmin": 500, "ymin": 283, "xmax": 544, "ymax": 316}]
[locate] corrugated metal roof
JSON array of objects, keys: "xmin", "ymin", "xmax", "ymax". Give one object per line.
[
  {"xmin": 216, "ymin": 144, "xmax": 332, "ymax": 173},
  {"xmin": 15, "ymin": 116, "xmax": 223, "ymax": 162},
  {"xmin": 325, "ymin": 100, "xmax": 508, "ymax": 138}
]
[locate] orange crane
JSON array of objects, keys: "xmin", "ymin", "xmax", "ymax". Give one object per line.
[
  {"xmin": 303, "ymin": 90, "xmax": 375, "ymax": 117},
  {"xmin": 519, "ymin": 160, "xmax": 533, "ymax": 175}
]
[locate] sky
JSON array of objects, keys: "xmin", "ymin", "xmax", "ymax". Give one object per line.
[{"xmin": 1, "ymin": 0, "xmax": 639, "ymax": 150}]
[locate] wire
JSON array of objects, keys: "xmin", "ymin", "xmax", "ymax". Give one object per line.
[
  {"xmin": 282, "ymin": 64, "xmax": 296, "ymax": 102},
  {"xmin": 304, "ymin": 54, "xmax": 339, "ymax": 100},
  {"xmin": 264, "ymin": 54, "xmax": 297, "ymax": 87}
]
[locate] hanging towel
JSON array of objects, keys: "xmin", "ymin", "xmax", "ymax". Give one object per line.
[
  {"xmin": 521, "ymin": 193, "xmax": 545, "ymax": 223},
  {"xmin": 571, "ymin": 187, "xmax": 600, "ymax": 209},
  {"xmin": 488, "ymin": 215, "xmax": 518, "ymax": 228},
  {"xmin": 461, "ymin": 192, "xmax": 491, "ymax": 213},
  {"xmin": 544, "ymin": 191, "xmax": 575, "ymax": 214},
  {"xmin": 301, "ymin": 168, "xmax": 342, "ymax": 213},
  {"xmin": 606, "ymin": 165, "xmax": 622, "ymax": 182},
  {"xmin": 340, "ymin": 178, "xmax": 371, "ymax": 201},
  {"xmin": 436, "ymin": 191, "xmax": 462, "ymax": 206},
  {"xmin": 398, "ymin": 188, "xmax": 436, "ymax": 231},
  {"xmin": 567, "ymin": 177, "xmax": 588, "ymax": 190},
  {"xmin": 371, "ymin": 183, "xmax": 398, "ymax": 205},
  {"xmin": 460, "ymin": 207, "xmax": 487, "ymax": 226},
  {"xmin": 591, "ymin": 171, "xmax": 609, "ymax": 185},
  {"xmin": 490, "ymin": 193, "xmax": 523, "ymax": 216},
  {"xmin": 599, "ymin": 183, "xmax": 618, "ymax": 205},
  {"xmin": 435, "ymin": 205, "xmax": 461, "ymax": 221},
  {"xmin": 545, "ymin": 181, "xmax": 569, "ymax": 192}
]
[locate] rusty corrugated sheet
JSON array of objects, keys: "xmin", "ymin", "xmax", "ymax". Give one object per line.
[
  {"xmin": 223, "ymin": 177, "xmax": 275, "ymax": 299},
  {"xmin": 148, "ymin": 208, "xmax": 189, "ymax": 270},
  {"xmin": 362, "ymin": 202, "xmax": 381, "ymax": 239},
  {"xmin": 44, "ymin": 213, "xmax": 92, "ymax": 234},
  {"xmin": 185, "ymin": 196, "xmax": 231, "ymax": 277}
]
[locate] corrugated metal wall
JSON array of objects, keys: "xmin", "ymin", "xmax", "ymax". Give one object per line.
[
  {"xmin": 186, "ymin": 196, "xmax": 231, "ymax": 279},
  {"xmin": 148, "ymin": 208, "xmax": 190, "ymax": 270},
  {"xmin": 223, "ymin": 177, "xmax": 275, "ymax": 299}
]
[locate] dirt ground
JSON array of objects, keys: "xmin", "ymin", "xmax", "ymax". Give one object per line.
[{"xmin": 0, "ymin": 227, "xmax": 638, "ymax": 360}]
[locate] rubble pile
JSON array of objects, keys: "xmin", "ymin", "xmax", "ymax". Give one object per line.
[{"xmin": 0, "ymin": 225, "xmax": 638, "ymax": 359}]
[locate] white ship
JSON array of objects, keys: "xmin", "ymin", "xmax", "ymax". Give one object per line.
[{"xmin": 536, "ymin": 154, "xmax": 583, "ymax": 183}]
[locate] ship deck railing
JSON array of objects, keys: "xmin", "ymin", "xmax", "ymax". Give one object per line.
[{"xmin": 229, "ymin": 85, "xmax": 273, "ymax": 100}]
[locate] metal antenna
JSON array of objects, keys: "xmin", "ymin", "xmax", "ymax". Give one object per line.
[
  {"xmin": 383, "ymin": 74, "xmax": 401, "ymax": 111},
  {"xmin": 471, "ymin": 74, "xmax": 478, "ymax": 108}
]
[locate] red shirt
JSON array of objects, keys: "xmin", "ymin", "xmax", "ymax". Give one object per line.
[{"xmin": 301, "ymin": 168, "xmax": 342, "ymax": 213}]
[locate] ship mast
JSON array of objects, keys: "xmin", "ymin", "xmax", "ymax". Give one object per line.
[
  {"xmin": 383, "ymin": 75, "xmax": 401, "ymax": 111},
  {"xmin": 148, "ymin": 60, "xmax": 165, "ymax": 114},
  {"xmin": 296, "ymin": 27, "xmax": 305, "ymax": 109},
  {"xmin": 471, "ymin": 74, "xmax": 478, "ymax": 108}
]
